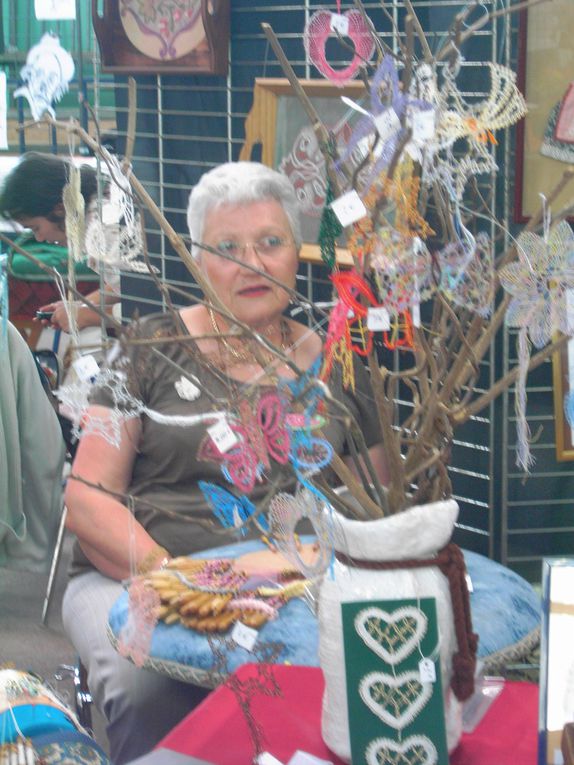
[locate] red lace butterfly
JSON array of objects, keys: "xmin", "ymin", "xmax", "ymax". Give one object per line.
[{"xmin": 197, "ymin": 391, "xmax": 290, "ymax": 494}]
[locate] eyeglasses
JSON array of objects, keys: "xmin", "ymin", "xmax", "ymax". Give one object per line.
[{"xmin": 208, "ymin": 235, "xmax": 294, "ymax": 262}]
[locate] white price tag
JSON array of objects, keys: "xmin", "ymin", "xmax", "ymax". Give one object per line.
[
  {"xmin": 73, "ymin": 354, "xmax": 100, "ymax": 382},
  {"xmin": 35, "ymin": 0, "xmax": 76, "ymax": 19},
  {"xmin": 410, "ymin": 108, "xmax": 436, "ymax": 141},
  {"xmin": 419, "ymin": 657, "xmax": 436, "ymax": 683},
  {"xmin": 231, "ymin": 620, "xmax": 258, "ymax": 652},
  {"xmin": 257, "ymin": 753, "xmax": 285, "ymax": 765},
  {"xmin": 330, "ymin": 190, "xmax": 367, "ymax": 227},
  {"xmin": 330, "ymin": 12, "xmax": 349, "ymax": 35},
  {"xmin": 411, "ymin": 301, "xmax": 421, "ymax": 328},
  {"xmin": 288, "ymin": 751, "xmax": 334, "ymax": 765},
  {"xmin": 373, "ymin": 108, "xmax": 401, "ymax": 141},
  {"xmin": 367, "ymin": 307, "xmax": 391, "ymax": 332},
  {"xmin": 465, "ymin": 573, "xmax": 474, "ymax": 593},
  {"xmin": 207, "ymin": 419, "xmax": 239, "ymax": 454}
]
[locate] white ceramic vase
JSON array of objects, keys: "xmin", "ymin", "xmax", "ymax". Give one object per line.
[{"xmin": 318, "ymin": 498, "xmax": 463, "ymax": 762}]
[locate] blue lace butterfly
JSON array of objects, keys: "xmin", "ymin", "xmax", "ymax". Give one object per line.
[{"xmin": 198, "ymin": 481, "xmax": 268, "ymax": 534}]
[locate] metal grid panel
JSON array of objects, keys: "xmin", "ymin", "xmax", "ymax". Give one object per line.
[{"xmin": 0, "ymin": 0, "xmax": 504, "ymax": 558}]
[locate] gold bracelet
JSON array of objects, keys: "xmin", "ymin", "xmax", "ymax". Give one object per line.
[{"xmin": 136, "ymin": 545, "xmax": 171, "ymax": 575}]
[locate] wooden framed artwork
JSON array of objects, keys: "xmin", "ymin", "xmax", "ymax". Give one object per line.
[
  {"xmin": 91, "ymin": 0, "xmax": 229, "ymax": 75},
  {"xmin": 239, "ymin": 78, "xmax": 369, "ymax": 267},
  {"xmin": 552, "ymin": 334, "xmax": 574, "ymax": 461},
  {"xmin": 514, "ymin": 2, "xmax": 574, "ymax": 223},
  {"xmin": 539, "ymin": 557, "xmax": 574, "ymax": 765}
]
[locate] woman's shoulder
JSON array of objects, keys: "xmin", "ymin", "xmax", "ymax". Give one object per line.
[
  {"xmin": 125, "ymin": 310, "xmax": 180, "ymax": 339},
  {"xmin": 287, "ymin": 318, "xmax": 322, "ymax": 369}
]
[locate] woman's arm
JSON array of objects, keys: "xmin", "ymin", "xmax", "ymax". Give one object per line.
[
  {"xmin": 37, "ymin": 286, "xmax": 120, "ymax": 332},
  {"xmin": 64, "ymin": 405, "xmax": 169, "ymax": 580}
]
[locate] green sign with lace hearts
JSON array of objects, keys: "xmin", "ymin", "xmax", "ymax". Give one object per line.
[{"xmin": 342, "ymin": 597, "xmax": 448, "ymax": 765}]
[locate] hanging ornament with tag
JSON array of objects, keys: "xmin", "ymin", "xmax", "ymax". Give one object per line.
[{"xmin": 304, "ymin": 4, "xmax": 376, "ymax": 86}]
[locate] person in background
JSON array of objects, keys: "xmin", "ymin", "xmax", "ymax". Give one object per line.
[
  {"xmin": 0, "ymin": 152, "xmax": 120, "ymax": 332},
  {"xmin": 62, "ymin": 161, "xmax": 389, "ymax": 763}
]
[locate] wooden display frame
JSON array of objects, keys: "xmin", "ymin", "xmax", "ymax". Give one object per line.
[
  {"xmin": 239, "ymin": 78, "xmax": 367, "ymax": 267},
  {"xmin": 552, "ymin": 336, "xmax": 574, "ymax": 461}
]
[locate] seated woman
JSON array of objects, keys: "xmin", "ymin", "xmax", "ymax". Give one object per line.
[{"xmin": 62, "ymin": 161, "xmax": 388, "ymax": 764}]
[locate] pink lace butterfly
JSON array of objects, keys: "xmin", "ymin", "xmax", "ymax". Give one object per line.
[{"xmin": 198, "ymin": 391, "xmax": 290, "ymax": 494}]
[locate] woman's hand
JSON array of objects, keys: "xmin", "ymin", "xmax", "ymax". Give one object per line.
[{"xmin": 35, "ymin": 300, "xmax": 100, "ymax": 332}]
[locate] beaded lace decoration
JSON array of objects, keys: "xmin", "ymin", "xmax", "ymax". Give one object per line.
[
  {"xmin": 438, "ymin": 231, "xmax": 494, "ymax": 317},
  {"xmin": 337, "ymin": 56, "xmax": 432, "ymax": 190},
  {"xmin": 438, "ymin": 62, "xmax": 527, "ymax": 147},
  {"xmin": 500, "ymin": 218, "xmax": 574, "ymax": 469},
  {"xmin": 304, "ymin": 7, "xmax": 375, "ymax": 85}
]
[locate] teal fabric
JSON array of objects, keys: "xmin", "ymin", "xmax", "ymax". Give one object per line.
[
  {"xmin": 8, "ymin": 234, "xmax": 98, "ymax": 282},
  {"xmin": 0, "ymin": 323, "xmax": 65, "ymax": 572},
  {"xmin": 0, "ymin": 704, "xmax": 75, "ymax": 743}
]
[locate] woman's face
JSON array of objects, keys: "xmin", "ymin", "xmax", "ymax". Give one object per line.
[
  {"xmin": 199, "ymin": 199, "xmax": 299, "ymax": 329},
  {"xmin": 18, "ymin": 212, "xmax": 66, "ymax": 246}
]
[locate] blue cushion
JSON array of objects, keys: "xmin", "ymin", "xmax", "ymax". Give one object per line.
[{"xmin": 107, "ymin": 541, "xmax": 540, "ymax": 685}]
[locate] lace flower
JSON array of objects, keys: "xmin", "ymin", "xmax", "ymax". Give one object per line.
[{"xmin": 499, "ymin": 221, "xmax": 574, "ymax": 348}]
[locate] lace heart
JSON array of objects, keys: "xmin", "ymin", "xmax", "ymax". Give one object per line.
[
  {"xmin": 359, "ymin": 671, "xmax": 432, "ymax": 730},
  {"xmin": 365, "ymin": 734, "xmax": 438, "ymax": 765},
  {"xmin": 354, "ymin": 606, "xmax": 428, "ymax": 665},
  {"xmin": 304, "ymin": 10, "xmax": 375, "ymax": 85}
]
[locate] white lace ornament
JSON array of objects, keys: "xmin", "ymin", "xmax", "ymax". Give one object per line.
[
  {"xmin": 354, "ymin": 605, "xmax": 428, "ymax": 666},
  {"xmin": 57, "ymin": 367, "xmax": 227, "ymax": 447},
  {"xmin": 438, "ymin": 62, "xmax": 527, "ymax": 147},
  {"xmin": 268, "ymin": 487, "xmax": 333, "ymax": 579},
  {"xmin": 359, "ymin": 670, "xmax": 433, "ymax": 730},
  {"xmin": 365, "ymin": 734, "xmax": 438, "ymax": 765},
  {"xmin": 14, "ymin": 32, "xmax": 74, "ymax": 121}
]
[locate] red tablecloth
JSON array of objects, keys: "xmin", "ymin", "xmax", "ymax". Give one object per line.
[{"xmin": 160, "ymin": 664, "xmax": 538, "ymax": 765}]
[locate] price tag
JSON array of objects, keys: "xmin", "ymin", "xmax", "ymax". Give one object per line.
[
  {"xmin": 330, "ymin": 12, "xmax": 349, "ymax": 35},
  {"xmin": 231, "ymin": 620, "xmax": 258, "ymax": 652},
  {"xmin": 73, "ymin": 354, "xmax": 100, "ymax": 382},
  {"xmin": 367, "ymin": 307, "xmax": 391, "ymax": 331},
  {"xmin": 411, "ymin": 301, "xmax": 421, "ymax": 328},
  {"xmin": 256, "ymin": 753, "xmax": 285, "ymax": 765},
  {"xmin": 330, "ymin": 190, "xmax": 367, "ymax": 227},
  {"xmin": 207, "ymin": 419, "xmax": 238, "ymax": 454},
  {"xmin": 373, "ymin": 108, "xmax": 401, "ymax": 141},
  {"xmin": 410, "ymin": 108, "xmax": 436, "ymax": 141},
  {"xmin": 465, "ymin": 573, "xmax": 474, "ymax": 593},
  {"xmin": 419, "ymin": 657, "xmax": 436, "ymax": 683}
]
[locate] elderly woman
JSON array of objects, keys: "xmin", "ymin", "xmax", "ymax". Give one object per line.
[{"xmin": 62, "ymin": 162, "xmax": 388, "ymax": 763}]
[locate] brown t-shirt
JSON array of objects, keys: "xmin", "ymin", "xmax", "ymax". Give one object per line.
[{"xmin": 69, "ymin": 312, "xmax": 382, "ymax": 577}]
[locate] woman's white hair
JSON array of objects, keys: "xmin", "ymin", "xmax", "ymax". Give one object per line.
[{"xmin": 187, "ymin": 161, "xmax": 302, "ymax": 258}]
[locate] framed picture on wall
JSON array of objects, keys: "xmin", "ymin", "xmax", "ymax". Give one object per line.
[
  {"xmin": 514, "ymin": 3, "xmax": 574, "ymax": 223},
  {"xmin": 552, "ymin": 333, "xmax": 574, "ymax": 462},
  {"xmin": 239, "ymin": 78, "xmax": 369, "ymax": 267},
  {"xmin": 91, "ymin": 0, "xmax": 229, "ymax": 75}
]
